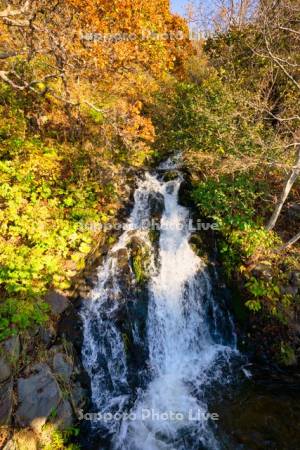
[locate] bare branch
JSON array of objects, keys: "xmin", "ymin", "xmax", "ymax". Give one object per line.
[
  {"xmin": 279, "ymin": 231, "xmax": 300, "ymax": 251},
  {"xmin": 266, "ymin": 145, "xmax": 300, "ymax": 230},
  {"xmin": 264, "ymin": 37, "xmax": 300, "ymax": 90},
  {"xmin": 0, "ymin": 51, "xmax": 23, "ymax": 59},
  {"xmin": 279, "ymin": 26, "xmax": 300, "ymax": 36},
  {"xmin": 0, "ymin": 70, "xmax": 26, "ymax": 90},
  {"xmin": 84, "ymin": 101, "xmax": 105, "ymax": 113}
]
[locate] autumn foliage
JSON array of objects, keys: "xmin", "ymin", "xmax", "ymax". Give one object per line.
[{"xmin": 0, "ymin": 0, "xmax": 191, "ymax": 338}]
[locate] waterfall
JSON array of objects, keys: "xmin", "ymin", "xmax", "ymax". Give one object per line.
[{"xmin": 81, "ymin": 160, "xmax": 239, "ymax": 450}]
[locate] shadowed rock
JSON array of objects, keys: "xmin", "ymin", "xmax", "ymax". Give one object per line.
[{"xmin": 16, "ymin": 363, "xmax": 62, "ymax": 432}]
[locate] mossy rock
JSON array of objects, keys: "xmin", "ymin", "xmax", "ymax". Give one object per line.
[
  {"xmin": 128, "ymin": 236, "xmax": 151, "ymax": 285},
  {"xmin": 162, "ymin": 170, "xmax": 179, "ymax": 182}
]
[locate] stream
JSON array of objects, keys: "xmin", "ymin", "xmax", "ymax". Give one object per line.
[{"xmin": 80, "ymin": 159, "xmax": 300, "ymax": 449}]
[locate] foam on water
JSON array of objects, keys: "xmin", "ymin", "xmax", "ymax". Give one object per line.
[{"xmin": 81, "ymin": 162, "xmax": 239, "ymax": 449}]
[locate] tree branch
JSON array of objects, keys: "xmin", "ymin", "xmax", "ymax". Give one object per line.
[
  {"xmin": 279, "ymin": 26, "xmax": 300, "ymax": 36},
  {"xmin": 266, "ymin": 145, "xmax": 300, "ymax": 230},
  {"xmin": 279, "ymin": 231, "xmax": 300, "ymax": 250},
  {"xmin": 264, "ymin": 37, "xmax": 300, "ymax": 91}
]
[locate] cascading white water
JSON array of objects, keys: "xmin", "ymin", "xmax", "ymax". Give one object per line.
[{"xmin": 81, "ymin": 160, "xmax": 239, "ymax": 450}]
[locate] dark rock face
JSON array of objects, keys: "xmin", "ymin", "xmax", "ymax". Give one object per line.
[
  {"xmin": 3, "ymin": 336, "xmax": 20, "ymax": 362},
  {"xmin": 114, "ymin": 248, "xmax": 129, "ymax": 270},
  {"xmin": 57, "ymin": 304, "xmax": 84, "ymax": 352},
  {"xmin": 0, "ymin": 335, "xmax": 20, "ymax": 383},
  {"xmin": 16, "ymin": 363, "xmax": 63, "ymax": 432},
  {"xmin": 71, "ymin": 381, "xmax": 88, "ymax": 410},
  {"xmin": 178, "ymin": 179, "xmax": 193, "ymax": 207},
  {"xmin": 148, "ymin": 191, "xmax": 165, "ymax": 219},
  {"xmin": 45, "ymin": 291, "xmax": 71, "ymax": 316},
  {"xmin": 0, "ymin": 357, "xmax": 11, "ymax": 383},
  {"xmin": 0, "ymin": 378, "xmax": 13, "ymax": 425}
]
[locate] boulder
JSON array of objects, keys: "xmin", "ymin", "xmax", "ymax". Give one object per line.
[
  {"xmin": 0, "ymin": 378, "xmax": 13, "ymax": 425},
  {"xmin": 0, "ymin": 358, "xmax": 11, "ymax": 383},
  {"xmin": 53, "ymin": 353, "xmax": 73, "ymax": 382},
  {"xmin": 16, "ymin": 363, "xmax": 62, "ymax": 432},
  {"xmin": 45, "ymin": 291, "xmax": 70, "ymax": 316},
  {"xmin": 114, "ymin": 248, "xmax": 129, "ymax": 269},
  {"xmin": 0, "ymin": 335, "xmax": 20, "ymax": 382},
  {"xmin": 3, "ymin": 335, "xmax": 20, "ymax": 363}
]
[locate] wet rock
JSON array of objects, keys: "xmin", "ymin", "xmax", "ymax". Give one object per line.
[
  {"xmin": 79, "ymin": 288, "xmax": 91, "ymax": 299},
  {"xmin": 85, "ymin": 275, "xmax": 98, "ymax": 288},
  {"xmin": 189, "ymin": 233, "xmax": 202, "ymax": 248},
  {"xmin": 57, "ymin": 307, "xmax": 83, "ymax": 352},
  {"xmin": 0, "ymin": 378, "xmax": 13, "ymax": 425},
  {"xmin": 53, "ymin": 353, "xmax": 73, "ymax": 382},
  {"xmin": 130, "ymin": 236, "xmax": 144, "ymax": 253},
  {"xmin": 165, "ymin": 183, "xmax": 175, "ymax": 194},
  {"xmin": 0, "ymin": 358, "xmax": 11, "ymax": 383},
  {"xmin": 130, "ymin": 241, "xmax": 151, "ymax": 285},
  {"xmin": 162, "ymin": 170, "xmax": 179, "ymax": 182},
  {"xmin": 178, "ymin": 180, "xmax": 192, "ymax": 207},
  {"xmin": 112, "ymin": 248, "xmax": 133, "ymax": 290},
  {"xmin": 16, "ymin": 363, "xmax": 62, "ymax": 432},
  {"xmin": 45, "ymin": 291, "xmax": 70, "ymax": 316},
  {"xmin": 114, "ymin": 248, "xmax": 129, "ymax": 269},
  {"xmin": 148, "ymin": 192, "xmax": 164, "ymax": 219}
]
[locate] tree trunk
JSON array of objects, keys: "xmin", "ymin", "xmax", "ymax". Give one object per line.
[{"xmin": 266, "ymin": 145, "xmax": 300, "ymax": 230}]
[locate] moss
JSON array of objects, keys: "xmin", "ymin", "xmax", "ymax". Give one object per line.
[
  {"xmin": 132, "ymin": 252, "xmax": 148, "ymax": 285},
  {"xmin": 130, "ymin": 240, "xmax": 151, "ymax": 286},
  {"xmin": 149, "ymin": 229, "xmax": 160, "ymax": 246},
  {"xmin": 279, "ymin": 342, "xmax": 297, "ymax": 367},
  {"xmin": 40, "ymin": 424, "xmax": 80, "ymax": 450}
]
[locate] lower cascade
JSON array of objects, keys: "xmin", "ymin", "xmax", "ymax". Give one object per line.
[{"xmin": 81, "ymin": 161, "xmax": 240, "ymax": 449}]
